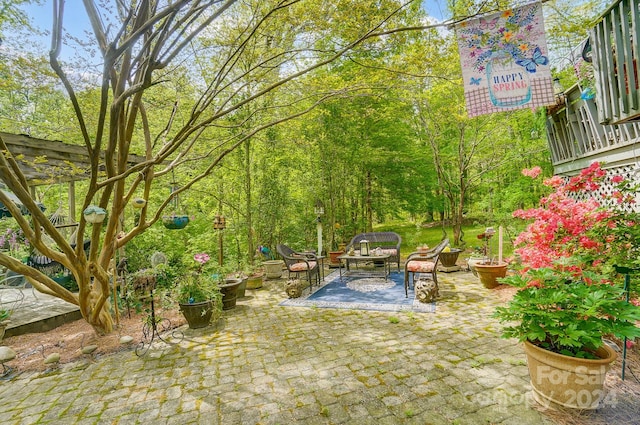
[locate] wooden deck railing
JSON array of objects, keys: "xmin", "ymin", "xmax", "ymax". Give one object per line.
[
  {"xmin": 591, "ymin": 0, "xmax": 640, "ymax": 124},
  {"xmin": 546, "ymin": 83, "xmax": 640, "ymax": 175}
]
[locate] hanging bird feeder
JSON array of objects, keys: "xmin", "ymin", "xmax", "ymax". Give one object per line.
[
  {"xmin": 213, "ymin": 214, "xmax": 226, "ymax": 230},
  {"xmin": 162, "ymin": 181, "xmax": 189, "ymax": 230},
  {"xmin": 83, "ymin": 205, "xmax": 107, "ymax": 224},
  {"xmin": 131, "ymin": 198, "xmax": 146, "ymax": 209}
]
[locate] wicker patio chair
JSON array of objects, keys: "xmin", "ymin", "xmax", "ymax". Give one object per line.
[
  {"xmin": 276, "ymin": 244, "xmax": 320, "ymax": 288},
  {"xmin": 404, "ymin": 238, "xmax": 449, "ymax": 298}
]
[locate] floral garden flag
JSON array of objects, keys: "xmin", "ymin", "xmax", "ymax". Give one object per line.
[{"xmin": 456, "ymin": 2, "xmax": 556, "ymax": 117}]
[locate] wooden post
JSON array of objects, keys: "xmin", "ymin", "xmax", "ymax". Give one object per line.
[
  {"xmin": 498, "ymin": 226, "xmax": 503, "ymax": 263},
  {"xmin": 218, "ymin": 230, "xmax": 224, "ymax": 266}
]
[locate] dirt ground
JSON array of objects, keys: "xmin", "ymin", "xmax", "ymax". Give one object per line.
[{"xmin": 2, "ymin": 306, "xmax": 186, "ymax": 373}]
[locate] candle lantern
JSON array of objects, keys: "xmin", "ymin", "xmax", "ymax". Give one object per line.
[{"xmin": 360, "ymin": 239, "xmax": 370, "ymax": 256}]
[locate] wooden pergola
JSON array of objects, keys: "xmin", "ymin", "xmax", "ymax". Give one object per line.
[{"xmin": 0, "ymin": 132, "xmax": 146, "ymax": 222}]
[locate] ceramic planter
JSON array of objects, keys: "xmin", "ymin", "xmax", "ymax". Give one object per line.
[
  {"xmin": 466, "ymin": 257, "xmax": 485, "ymax": 277},
  {"xmin": 474, "ymin": 262, "xmax": 507, "ymax": 288},
  {"xmin": 219, "ymin": 278, "xmax": 243, "ymax": 310},
  {"xmin": 439, "ymin": 249, "xmax": 462, "ymax": 267},
  {"xmin": 263, "ymin": 260, "xmax": 284, "ymax": 279},
  {"xmin": 329, "ymin": 251, "xmax": 344, "ymax": 266},
  {"xmin": 236, "ymin": 277, "xmax": 248, "ymax": 299},
  {"xmin": 246, "ymin": 274, "xmax": 263, "ymax": 289},
  {"xmin": 523, "ymin": 340, "xmax": 616, "ymax": 409},
  {"xmin": 179, "ymin": 300, "xmax": 214, "ymax": 329}
]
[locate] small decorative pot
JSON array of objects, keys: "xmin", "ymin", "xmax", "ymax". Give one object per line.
[{"xmin": 467, "ymin": 257, "xmax": 485, "ymax": 277}]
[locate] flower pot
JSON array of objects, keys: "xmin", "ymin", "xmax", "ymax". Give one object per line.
[
  {"xmin": 329, "ymin": 251, "xmax": 344, "ymax": 265},
  {"xmin": 466, "ymin": 257, "xmax": 485, "ymax": 277},
  {"xmin": 179, "ymin": 300, "xmax": 214, "ymax": 329},
  {"xmin": 474, "ymin": 262, "xmax": 507, "ymax": 288},
  {"xmin": 219, "ymin": 278, "xmax": 243, "ymax": 310},
  {"xmin": 439, "ymin": 249, "xmax": 462, "ymax": 267},
  {"xmin": 236, "ymin": 277, "xmax": 247, "ymax": 299},
  {"xmin": 523, "ymin": 340, "xmax": 616, "ymax": 409},
  {"xmin": 246, "ymin": 274, "xmax": 263, "ymax": 289},
  {"xmin": 263, "ymin": 260, "xmax": 283, "ymax": 279}
]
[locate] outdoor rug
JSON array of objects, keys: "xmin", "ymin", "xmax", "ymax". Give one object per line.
[{"xmin": 279, "ymin": 271, "xmax": 436, "ymax": 313}]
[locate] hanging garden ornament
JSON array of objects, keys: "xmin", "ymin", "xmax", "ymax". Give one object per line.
[
  {"xmin": 83, "ymin": 205, "xmax": 107, "ymax": 224},
  {"xmin": 131, "ymin": 197, "xmax": 147, "ymax": 209}
]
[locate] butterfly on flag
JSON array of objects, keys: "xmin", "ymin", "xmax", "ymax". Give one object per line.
[
  {"xmin": 470, "ymin": 77, "xmax": 482, "ymax": 85},
  {"xmin": 516, "ymin": 47, "xmax": 548, "ymax": 73},
  {"xmin": 478, "ymin": 17, "xmax": 499, "ymax": 30}
]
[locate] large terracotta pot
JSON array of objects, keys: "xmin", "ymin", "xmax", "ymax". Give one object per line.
[
  {"xmin": 179, "ymin": 300, "xmax": 214, "ymax": 329},
  {"xmin": 523, "ymin": 340, "xmax": 616, "ymax": 409},
  {"xmin": 474, "ymin": 262, "xmax": 507, "ymax": 288}
]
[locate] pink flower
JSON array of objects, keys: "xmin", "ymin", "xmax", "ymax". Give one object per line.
[
  {"xmin": 543, "ymin": 176, "xmax": 564, "ymax": 188},
  {"xmin": 612, "ymin": 175, "xmax": 624, "ymax": 183},
  {"xmin": 522, "ymin": 166, "xmax": 542, "ymax": 178},
  {"xmin": 194, "ymin": 253, "xmax": 210, "ymax": 264}
]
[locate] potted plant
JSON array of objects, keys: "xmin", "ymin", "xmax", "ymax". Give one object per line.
[
  {"xmin": 473, "ymin": 229, "xmax": 507, "ymax": 288},
  {"xmin": 438, "ymin": 244, "xmax": 462, "ymax": 268},
  {"xmin": 212, "ymin": 264, "xmax": 243, "ymax": 310},
  {"xmin": 175, "ymin": 253, "xmax": 222, "ymax": 329},
  {"xmin": 246, "ymin": 266, "xmax": 264, "ymax": 290},
  {"xmin": 128, "ymin": 268, "xmax": 158, "ymax": 295},
  {"xmin": 494, "ymin": 164, "xmax": 640, "ymax": 409}
]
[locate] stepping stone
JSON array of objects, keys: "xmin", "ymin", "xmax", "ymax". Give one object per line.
[{"xmin": 0, "ymin": 346, "xmax": 16, "ymax": 362}]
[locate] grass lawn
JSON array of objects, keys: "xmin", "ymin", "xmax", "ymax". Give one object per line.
[{"xmin": 374, "ymin": 219, "xmax": 519, "ymax": 261}]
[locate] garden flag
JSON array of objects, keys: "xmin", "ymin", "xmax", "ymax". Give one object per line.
[{"xmin": 456, "ymin": 2, "xmax": 555, "ymax": 117}]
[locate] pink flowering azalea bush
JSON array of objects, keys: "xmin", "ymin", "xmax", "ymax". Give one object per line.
[{"xmin": 495, "ymin": 163, "xmax": 640, "ymax": 358}]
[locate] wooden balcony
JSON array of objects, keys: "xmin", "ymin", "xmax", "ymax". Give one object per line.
[
  {"xmin": 591, "ymin": 0, "xmax": 640, "ymax": 124},
  {"xmin": 546, "ymin": 83, "xmax": 640, "ymax": 175}
]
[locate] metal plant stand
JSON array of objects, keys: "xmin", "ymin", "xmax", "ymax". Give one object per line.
[{"xmin": 135, "ymin": 290, "xmax": 184, "ymax": 357}]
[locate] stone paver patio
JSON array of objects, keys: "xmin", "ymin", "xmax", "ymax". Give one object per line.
[{"xmin": 0, "ymin": 270, "xmax": 607, "ymax": 424}]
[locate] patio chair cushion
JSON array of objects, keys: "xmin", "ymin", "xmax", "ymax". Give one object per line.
[
  {"xmin": 406, "ymin": 260, "xmax": 436, "ymax": 273},
  {"xmin": 289, "ymin": 261, "xmax": 317, "ymax": 272}
]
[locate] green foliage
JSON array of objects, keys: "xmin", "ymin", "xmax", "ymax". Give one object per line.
[
  {"xmin": 0, "ymin": 308, "xmax": 10, "ymax": 321},
  {"xmin": 174, "ymin": 272, "xmax": 222, "ymax": 304},
  {"xmin": 495, "ymin": 266, "xmax": 640, "ymax": 358}
]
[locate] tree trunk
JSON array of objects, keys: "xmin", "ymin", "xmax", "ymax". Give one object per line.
[{"xmin": 245, "ymin": 140, "xmax": 255, "ymax": 265}]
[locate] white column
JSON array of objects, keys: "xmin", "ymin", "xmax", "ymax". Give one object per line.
[
  {"xmin": 498, "ymin": 226, "xmax": 503, "ymax": 263},
  {"xmin": 317, "ymin": 220, "xmax": 323, "ymax": 255}
]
